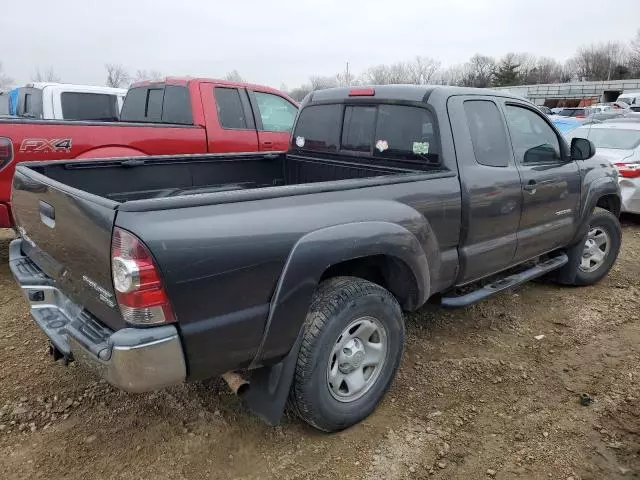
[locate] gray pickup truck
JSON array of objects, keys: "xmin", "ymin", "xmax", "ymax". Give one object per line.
[{"xmin": 10, "ymin": 85, "xmax": 621, "ymax": 432}]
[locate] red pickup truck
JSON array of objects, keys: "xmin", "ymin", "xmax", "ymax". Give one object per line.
[{"xmin": 0, "ymin": 78, "xmax": 298, "ymax": 227}]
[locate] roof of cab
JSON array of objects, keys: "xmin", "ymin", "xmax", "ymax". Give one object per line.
[
  {"xmin": 128, "ymin": 77, "xmax": 298, "ymax": 105},
  {"xmin": 304, "ymin": 85, "xmax": 531, "ymax": 106}
]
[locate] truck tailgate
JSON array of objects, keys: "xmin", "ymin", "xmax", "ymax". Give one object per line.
[{"xmin": 12, "ymin": 165, "xmax": 125, "ymax": 330}]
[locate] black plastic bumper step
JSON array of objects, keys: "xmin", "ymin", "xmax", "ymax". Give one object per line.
[{"xmin": 441, "ymin": 253, "xmax": 568, "ymax": 307}]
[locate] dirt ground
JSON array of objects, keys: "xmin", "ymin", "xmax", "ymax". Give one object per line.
[{"xmin": 0, "ymin": 222, "xmax": 638, "ymax": 480}]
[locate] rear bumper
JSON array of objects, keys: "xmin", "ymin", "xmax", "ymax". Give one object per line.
[{"xmin": 9, "ymin": 239, "xmax": 186, "ymax": 393}]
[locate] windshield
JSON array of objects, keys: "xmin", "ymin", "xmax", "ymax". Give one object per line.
[{"xmin": 567, "ymin": 127, "xmax": 640, "ymax": 150}]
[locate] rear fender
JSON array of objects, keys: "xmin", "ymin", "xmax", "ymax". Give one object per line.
[{"xmin": 251, "ymin": 221, "xmax": 430, "ymax": 368}]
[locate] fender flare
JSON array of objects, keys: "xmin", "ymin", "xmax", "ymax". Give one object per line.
[
  {"xmin": 571, "ymin": 176, "xmax": 620, "ymax": 243},
  {"xmin": 251, "ymin": 221, "xmax": 431, "ymax": 368}
]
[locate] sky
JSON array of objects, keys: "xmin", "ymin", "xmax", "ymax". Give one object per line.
[{"xmin": 1, "ymin": 0, "xmax": 639, "ymax": 90}]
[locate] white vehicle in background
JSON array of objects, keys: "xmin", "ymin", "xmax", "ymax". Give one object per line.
[
  {"xmin": 566, "ymin": 122, "xmax": 640, "ymax": 214},
  {"xmin": 617, "ymin": 91, "xmax": 640, "ymax": 107},
  {"xmin": 14, "ymin": 83, "xmax": 126, "ymax": 121}
]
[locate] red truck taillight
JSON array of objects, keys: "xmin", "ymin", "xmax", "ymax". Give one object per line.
[
  {"xmin": 0, "ymin": 137, "xmax": 13, "ymax": 169},
  {"xmin": 615, "ymin": 162, "xmax": 640, "ymax": 178},
  {"xmin": 111, "ymin": 227, "xmax": 175, "ymax": 325}
]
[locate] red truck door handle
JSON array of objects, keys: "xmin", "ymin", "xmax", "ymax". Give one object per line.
[{"xmin": 262, "ymin": 141, "xmax": 274, "ymax": 148}]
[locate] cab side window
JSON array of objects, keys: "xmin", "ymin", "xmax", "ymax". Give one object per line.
[
  {"xmin": 504, "ymin": 105, "xmax": 562, "ymax": 165},
  {"xmin": 464, "ymin": 100, "xmax": 511, "ymax": 167}
]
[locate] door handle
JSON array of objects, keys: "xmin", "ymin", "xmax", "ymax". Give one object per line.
[
  {"xmin": 262, "ymin": 141, "xmax": 274, "ymax": 148},
  {"xmin": 523, "ymin": 180, "xmax": 537, "ymax": 194}
]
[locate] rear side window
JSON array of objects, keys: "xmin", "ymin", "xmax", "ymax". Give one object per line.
[
  {"xmin": 292, "ymin": 104, "xmax": 342, "ymax": 152},
  {"xmin": 342, "ymin": 106, "xmax": 376, "ymax": 152},
  {"xmin": 23, "ymin": 94, "xmax": 32, "ymax": 114},
  {"xmin": 146, "ymin": 88, "xmax": 163, "ymax": 122},
  {"xmin": 374, "ymin": 104, "xmax": 438, "ymax": 163},
  {"xmin": 61, "ymin": 92, "xmax": 118, "ymax": 121},
  {"xmin": 161, "ymin": 85, "xmax": 192, "ymax": 124},
  {"xmin": 215, "ymin": 87, "xmax": 248, "ymax": 129},
  {"xmin": 120, "ymin": 87, "xmax": 149, "ymax": 122},
  {"xmin": 463, "ymin": 100, "xmax": 511, "ymax": 167}
]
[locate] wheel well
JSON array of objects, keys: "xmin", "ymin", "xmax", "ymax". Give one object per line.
[
  {"xmin": 596, "ymin": 194, "xmax": 621, "ymax": 217},
  {"xmin": 319, "ymin": 255, "xmax": 419, "ymax": 310}
]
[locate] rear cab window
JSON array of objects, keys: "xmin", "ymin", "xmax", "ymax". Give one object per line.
[
  {"xmin": 292, "ymin": 103, "xmax": 439, "ymax": 167},
  {"xmin": 120, "ymin": 84, "xmax": 193, "ymax": 124},
  {"xmin": 60, "ymin": 92, "xmax": 118, "ymax": 121}
]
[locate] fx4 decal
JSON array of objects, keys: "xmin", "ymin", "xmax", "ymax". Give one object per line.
[{"xmin": 19, "ymin": 138, "xmax": 72, "ymax": 154}]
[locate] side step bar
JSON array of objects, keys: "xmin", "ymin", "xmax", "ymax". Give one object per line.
[{"xmin": 441, "ymin": 253, "xmax": 568, "ymax": 308}]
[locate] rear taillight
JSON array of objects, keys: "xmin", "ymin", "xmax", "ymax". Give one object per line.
[
  {"xmin": 0, "ymin": 137, "xmax": 13, "ymax": 169},
  {"xmin": 615, "ymin": 162, "xmax": 640, "ymax": 178},
  {"xmin": 111, "ymin": 227, "xmax": 175, "ymax": 325}
]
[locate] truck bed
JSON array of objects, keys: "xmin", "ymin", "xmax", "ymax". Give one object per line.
[{"xmin": 25, "ymin": 152, "xmax": 434, "ymax": 204}]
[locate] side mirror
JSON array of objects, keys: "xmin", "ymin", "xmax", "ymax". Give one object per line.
[{"xmin": 571, "ymin": 137, "xmax": 596, "ymax": 160}]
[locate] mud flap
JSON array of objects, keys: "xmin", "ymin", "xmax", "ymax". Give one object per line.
[
  {"xmin": 243, "ymin": 330, "xmax": 304, "ymax": 426},
  {"xmin": 551, "ymin": 238, "xmax": 585, "ymax": 285}
]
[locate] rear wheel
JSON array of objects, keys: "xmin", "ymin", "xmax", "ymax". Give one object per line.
[{"xmin": 290, "ymin": 277, "xmax": 404, "ymax": 432}]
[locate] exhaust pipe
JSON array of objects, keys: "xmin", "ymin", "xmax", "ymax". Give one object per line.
[{"xmin": 221, "ymin": 371, "xmax": 249, "ymax": 396}]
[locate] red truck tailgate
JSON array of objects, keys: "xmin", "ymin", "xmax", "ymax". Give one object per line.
[{"xmin": 12, "ymin": 165, "xmax": 125, "ymax": 330}]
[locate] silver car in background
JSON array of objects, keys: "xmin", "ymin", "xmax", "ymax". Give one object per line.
[{"xmin": 566, "ymin": 122, "xmax": 640, "ymax": 214}]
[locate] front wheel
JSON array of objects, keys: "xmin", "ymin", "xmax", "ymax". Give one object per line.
[
  {"xmin": 290, "ymin": 277, "xmax": 404, "ymax": 432},
  {"xmin": 571, "ymin": 209, "xmax": 622, "ymax": 285}
]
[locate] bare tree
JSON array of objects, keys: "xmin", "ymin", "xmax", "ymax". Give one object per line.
[
  {"xmin": 407, "ymin": 56, "xmax": 441, "ymax": 84},
  {"xmin": 133, "ymin": 69, "xmax": 163, "ymax": 83},
  {"xmin": 289, "ymin": 85, "xmax": 312, "ymax": 102},
  {"xmin": 336, "ymin": 63, "xmax": 357, "ymax": 87},
  {"xmin": 568, "ymin": 42, "xmax": 628, "ymax": 81},
  {"xmin": 224, "ymin": 70, "xmax": 244, "ymax": 82},
  {"xmin": 105, "ymin": 64, "xmax": 130, "ymax": 88},
  {"xmin": 309, "ymin": 75, "xmax": 338, "ymax": 90},
  {"xmin": 459, "ymin": 54, "xmax": 496, "ymax": 88},
  {"xmin": 0, "ymin": 62, "xmax": 13, "ymax": 90},
  {"xmin": 32, "ymin": 66, "xmax": 61, "ymax": 83},
  {"xmin": 433, "ymin": 65, "xmax": 466, "ymax": 86},
  {"xmin": 630, "ymin": 29, "xmax": 640, "ymax": 75}
]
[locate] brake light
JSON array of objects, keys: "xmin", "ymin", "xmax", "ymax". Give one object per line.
[
  {"xmin": 0, "ymin": 137, "xmax": 13, "ymax": 169},
  {"xmin": 348, "ymin": 88, "xmax": 375, "ymax": 97},
  {"xmin": 111, "ymin": 227, "xmax": 175, "ymax": 325},
  {"xmin": 615, "ymin": 162, "xmax": 640, "ymax": 178}
]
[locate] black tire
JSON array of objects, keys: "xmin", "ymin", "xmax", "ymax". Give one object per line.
[
  {"xmin": 290, "ymin": 276, "xmax": 404, "ymax": 432},
  {"xmin": 569, "ymin": 208, "xmax": 621, "ymax": 285}
]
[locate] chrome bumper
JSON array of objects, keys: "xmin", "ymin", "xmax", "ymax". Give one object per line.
[{"xmin": 9, "ymin": 239, "xmax": 186, "ymax": 393}]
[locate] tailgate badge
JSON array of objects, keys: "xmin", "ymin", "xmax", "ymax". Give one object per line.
[{"xmin": 82, "ymin": 275, "xmax": 116, "ymax": 308}]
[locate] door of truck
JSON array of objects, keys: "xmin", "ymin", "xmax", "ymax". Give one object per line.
[
  {"xmin": 247, "ymin": 89, "xmax": 298, "ymax": 151},
  {"xmin": 447, "ymin": 95, "xmax": 523, "ymax": 283},
  {"xmin": 500, "ymin": 101, "xmax": 581, "ymax": 262},
  {"xmin": 200, "ymin": 83, "xmax": 260, "ymax": 153}
]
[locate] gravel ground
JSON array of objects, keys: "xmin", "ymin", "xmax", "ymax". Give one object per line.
[{"xmin": 0, "ymin": 222, "xmax": 638, "ymax": 480}]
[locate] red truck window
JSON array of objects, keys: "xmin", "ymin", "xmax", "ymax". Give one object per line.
[
  {"xmin": 214, "ymin": 88, "xmax": 249, "ymax": 129},
  {"xmin": 120, "ymin": 85, "xmax": 192, "ymax": 125},
  {"xmin": 252, "ymin": 92, "xmax": 297, "ymax": 133}
]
